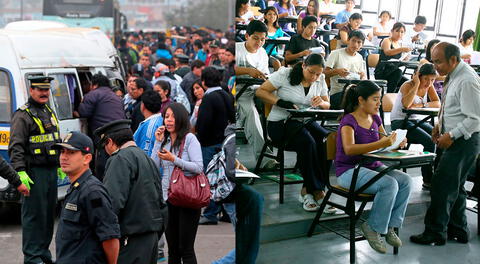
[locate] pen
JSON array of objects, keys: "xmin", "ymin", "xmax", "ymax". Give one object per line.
[{"xmin": 370, "ymin": 128, "xmax": 389, "ymax": 137}]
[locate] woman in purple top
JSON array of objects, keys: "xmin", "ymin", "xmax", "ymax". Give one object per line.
[
  {"xmin": 274, "ymin": 0, "xmax": 297, "ymax": 35},
  {"xmin": 335, "ymin": 80, "xmax": 412, "ymax": 254}
]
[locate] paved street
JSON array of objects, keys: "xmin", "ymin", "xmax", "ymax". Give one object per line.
[{"xmin": 0, "ymin": 203, "xmax": 234, "ymax": 264}]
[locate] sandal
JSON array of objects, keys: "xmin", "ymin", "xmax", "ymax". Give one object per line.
[
  {"xmin": 314, "ymin": 197, "xmax": 337, "ymax": 214},
  {"xmin": 300, "ymin": 194, "xmax": 320, "ymax": 212}
]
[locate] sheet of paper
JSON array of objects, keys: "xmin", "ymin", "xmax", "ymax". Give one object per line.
[
  {"xmin": 309, "ymin": 47, "xmax": 324, "ymax": 54},
  {"xmin": 235, "ymin": 169, "xmax": 260, "ymax": 178},
  {"xmin": 369, "ymin": 129, "xmax": 408, "ymax": 153}
]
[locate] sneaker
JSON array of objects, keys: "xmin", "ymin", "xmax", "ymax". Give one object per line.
[
  {"xmin": 422, "ymin": 182, "xmax": 431, "ymax": 190},
  {"xmin": 386, "ymin": 228, "xmax": 402, "ymax": 247},
  {"xmin": 360, "ymin": 222, "xmax": 387, "ymax": 254},
  {"xmin": 198, "ymin": 216, "xmax": 218, "ymax": 225},
  {"xmin": 262, "ymin": 159, "xmax": 279, "ymax": 170},
  {"xmin": 157, "ymin": 252, "xmax": 166, "ymax": 263}
]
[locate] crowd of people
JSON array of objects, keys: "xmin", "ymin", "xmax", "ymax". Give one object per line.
[
  {"xmin": 235, "ymin": 0, "xmax": 480, "ymax": 259},
  {"xmin": 1, "ymin": 24, "xmax": 243, "ymax": 264}
]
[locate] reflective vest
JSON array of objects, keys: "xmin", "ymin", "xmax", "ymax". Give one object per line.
[{"xmin": 22, "ymin": 104, "xmax": 61, "ymax": 165}]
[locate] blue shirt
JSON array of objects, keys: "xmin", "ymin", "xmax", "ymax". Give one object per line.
[
  {"xmin": 196, "ymin": 49, "xmax": 207, "ymax": 62},
  {"xmin": 133, "ymin": 113, "xmax": 164, "ymax": 157},
  {"xmin": 335, "ymin": 10, "xmax": 352, "ymax": 25}
]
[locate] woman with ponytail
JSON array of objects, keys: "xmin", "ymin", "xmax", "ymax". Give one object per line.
[
  {"xmin": 256, "ymin": 53, "xmax": 331, "ymax": 212},
  {"xmin": 335, "ymin": 80, "xmax": 412, "ymax": 254}
]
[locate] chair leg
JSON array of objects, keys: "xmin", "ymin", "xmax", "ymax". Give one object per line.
[
  {"xmin": 350, "ymin": 209, "xmax": 356, "ymax": 264},
  {"xmin": 393, "ymin": 227, "xmax": 399, "ymax": 254},
  {"xmin": 307, "ymin": 190, "xmax": 332, "ymax": 237},
  {"xmin": 253, "ymin": 142, "xmax": 268, "ymax": 174},
  {"xmin": 279, "ymin": 148, "xmax": 285, "ymax": 204}
]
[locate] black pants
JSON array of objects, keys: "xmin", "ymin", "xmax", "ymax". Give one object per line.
[
  {"xmin": 268, "ymin": 119, "xmax": 329, "ymax": 193},
  {"xmin": 119, "ymin": 232, "xmax": 158, "ymax": 264},
  {"xmin": 424, "ymin": 133, "xmax": 480, "ymax": 238},
  {"xmin": 22, "ymin": 166, "xmax": 57, "ymax": 264},
  {"xmin": 165, "ymin": 202, "xmax": 201, "ymax": 264},
  {"xmin": 375, "ymin": 68, "xmax": 407, "ymax": 93},
  {"xmin": 391, "ymin": 119, "xmax": 435, "ymax": 183},
  {"xmin": 235, "ymin": 185, "xmax": 264, "ymax": 264},
  {"xmin": 330, "ymin": 92, "xmax": 344, "ymax": 110}
]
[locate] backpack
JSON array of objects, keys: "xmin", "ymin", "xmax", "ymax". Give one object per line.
[{"xmin": 205, "ymin": 133, "xmax": 236, "ymax": 202}]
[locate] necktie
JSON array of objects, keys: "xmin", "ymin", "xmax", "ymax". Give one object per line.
[{"xmin": 438, "ymin": 75, "xmax": 450, "ymax": 133}]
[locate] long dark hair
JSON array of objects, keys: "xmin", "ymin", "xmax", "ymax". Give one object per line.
[
  {"xmin": 277, "ymin": 0, "xmax": 292, "ymax": 9},
  {"xmin": 191, "ymin": 79, "xmax": 205, "ymax": 102},
  {"xmin": 236, "ymin": 0, "xmax": 249, "ymax": 17},
  {"xmin": 161, "ymin": 102, "xmax": 191, "ymax": 151},
  {"xmin": 306, "ymin": 0, "xmax": 319, "ymax": 17},
  {"xmin": 264, "ymin": 6, "xmax": 280, "ymax": 29},
  {"xmin": 425, "ymin": 39, "xmax": 440, "ymax": 62},
  {"xmin": 289, "ymin": 53, "xmax": 325, "ymax": 86},
  {"xmin": 342, "ymin": 80, "xmax": 381, "ymax": 114}
]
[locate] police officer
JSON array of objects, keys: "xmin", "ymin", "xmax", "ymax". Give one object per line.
[
  {"xmin": 94, "ymin": 119, "xmax": 167, "ymax": 264},
  {"xmin": 8, "ymin": 76, "xmax": 62, "ymax": 264},
  {"xmin": 54, "ymin": 131, "xmax": 120, "ymax": 264}
]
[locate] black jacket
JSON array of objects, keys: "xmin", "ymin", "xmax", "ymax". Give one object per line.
[
  {"xmin": 195, "ymin": 88, "xmax": 235, "ymax": 147},
  {"xmin": 0, "ymin": 156, "xmax": 21, "ymax": 188}
]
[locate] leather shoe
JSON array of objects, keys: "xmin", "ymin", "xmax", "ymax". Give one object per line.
[
  {"xmin": 410, "ymin": 232, "xmax": 446, "ymax": 246},
  {"xmin": 447, "ymin": 232, "xmax": 468, "ymax": 243}
]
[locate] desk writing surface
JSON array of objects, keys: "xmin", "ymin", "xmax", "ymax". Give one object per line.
[
  {"xmin": 402, "ymin": 107, "xmax": 439, "ymax": 116},
  {"xmin": 363, "ymin": 150, "xmax": 436, "ymax": 161},
  {"xmin": 287, "ymin": 108, "xmax": 344, "ymax": 119}
]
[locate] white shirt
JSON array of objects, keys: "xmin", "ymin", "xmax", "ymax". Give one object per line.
[
  {"xmin": 235, "ymin": 42, "xmax": 269, "ymax": 75},
  {"xmin": 319, "ymin": 1, "xmax": 335, "ymax": 14},
  {"xmin": 267, "ymin": 67, "xmax": 329, "ymax": 122},
  {"xmin": 371, "ymin": 21, "xmax": 393, "ymax": 46},
  {"xmin": 325, "ymin": 48, "xmax": 366, "ymax": 95},
  {"xmin": 390, "ymin": 87, "xmax": 428, "ymax": 121},
  {"xmin": 403, "ymin": 26, "xmax": 428, "ymax": 45},
  {"xmin": 457, "ymin": 43, "xmax": 474, "ymax": 57}
]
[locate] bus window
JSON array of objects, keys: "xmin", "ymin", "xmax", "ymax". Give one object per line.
[
  {"xmin": 48, "ymin": 73, "xmax": 75, "ymax": 120},
  {"xmin": 0, "ymin": 71, "xmax": 12, "ymax": 123}
]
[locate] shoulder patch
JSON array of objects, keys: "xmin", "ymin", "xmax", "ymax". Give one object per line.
[{"xmin": 19, "ymin": 103, "xmax": 29, "ymax": 111}]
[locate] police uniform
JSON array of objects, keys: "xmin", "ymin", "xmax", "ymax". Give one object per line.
[
  {"xmin": 54, "ymin": 131, "xmax": 120, "ymax": 264},
  {"xmin": 8, "ymin": 76, "xmax": 60, "ymax": 264},
  {"xmin": 94, "ymin": 120, "xmax": 167, "ymax": 264}
]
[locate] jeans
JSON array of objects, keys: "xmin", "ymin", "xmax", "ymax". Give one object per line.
[
  {"xmin": 337, "ymin": 165, "xmax": 412, "ymax": 234},
  {"xmin": 236, "ymin": 185, "xmax": 264, "ymax": 264},
  {"xmin": 211, "ymin": 203, "xmax": 236, "ymax": 264},
  {"xmin": 391, "ymin": 119, "xmax": 435, "ymax": 183}
]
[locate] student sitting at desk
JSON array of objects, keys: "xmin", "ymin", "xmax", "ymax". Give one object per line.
[
  {"xmin": 336, "ymin": 80, "xmax": 411, "ymax": 254},
  {"xmin": 296, "ymin": 0, "xmax": 319, "ymax": 35},
  {"xmin": 274, "ymin": 0, "xmax": 297, "ymax": 35},
  {"xmin": 256, "ymin": 54, "xmax": 331, "ymax": 212},
  {"xmin": 337, "ymin": 13, "xmax": 363, "ymax": 49},
  {"xmin": 264, "ymin": 6, "xmax": 286, "ymax": 71},
  {"xmin": 390, "ymin": 63, "xmax": 440, "ymax": 189},
  {"xmin": 325, "ymin": 30, "xmax": 366, "ymax": 109},
  {"xmin": 236, "ymin": 0, "xmax": 254, "ymax": 25},
  {"xmin": 375, "ymin": 22, "xmax": 411, "ymax": 93},
  {"xmin": 403, "ymin": 15, "xmax": 428, "ymax": 47},
  {"xmin": 284, "ymin": 16, "xmax": 325, "ymax": 65},
  {"xmin": 334, "ymin": 0, "xmax": 355, "ymax": 29},
  {"xmin": 236, "ymin": 20, "xmax": 279, "ymax": 171},
  {"xmin": 371, "ymin": 11, "xmax": 393, "ymax": 47},
  {"xmin": 420, "ymin": 39, "xmax": 444, "ymax": 98},
  {"xmin": 457, "ymin": 29, "xmax": 475, "ymax": 62}
]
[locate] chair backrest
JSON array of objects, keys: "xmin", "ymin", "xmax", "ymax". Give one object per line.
[
  {"xmin": 366, "ymin": 54, "xmax": 380, "ymax": 80},
  {"xmin": 329, "ymin": 38, "xmax": 337, "ymax": 52},
  {"xmin": 326, "ymin": 132, "xmax": 337, "ymax": 161},
  {"xmin": 367, "ymin": 54, "xmax": 380, "ymax": 68},
  {"xmin": 382, "ymin": 93, "xmax": 398, "ymax": 113}
]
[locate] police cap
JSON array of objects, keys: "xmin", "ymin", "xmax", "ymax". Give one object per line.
[
  {"xmin": 175, "ymin": 54, "xmax": 190, "ymax": 64},
  {"xmin": 54, "ymin": 131, "xmax": 94, "ymax": 154},
  {"xmin": 94, "ymin": 119, "xmax": 132, "ymax": 145},
  {"xmin": 28, "ymin": 76, "xmax": 54, "ymax": 90}
]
